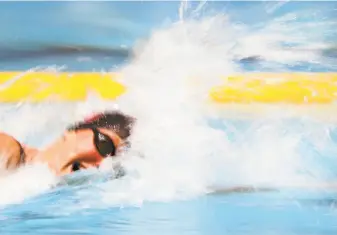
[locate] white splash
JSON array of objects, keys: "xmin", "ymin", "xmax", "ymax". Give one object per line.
[
  {"xmin": 72, "ymin": 13, "xmax": 334, "ymax": 208},
  {"xmin": 0, "ymin": 163, "xmax": 58, "ymax": 207},
  {"xmin": 0, "ymin": 6, "xmax": 335, "ymax": 209}
]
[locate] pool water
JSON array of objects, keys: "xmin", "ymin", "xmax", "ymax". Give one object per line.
[{"xmin": 2, "ymin": 189, "xmax": 337, "ymax": 234}]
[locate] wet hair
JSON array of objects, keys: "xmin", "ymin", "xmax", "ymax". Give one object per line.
[{"xmin": 67, "ymin": 111, "xmax": 136, "ymax": 140}]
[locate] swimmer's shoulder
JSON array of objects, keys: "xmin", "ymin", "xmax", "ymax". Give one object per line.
[{"xmin": 0, "ymin": 132, "xmax": 25, "ymax": 171}]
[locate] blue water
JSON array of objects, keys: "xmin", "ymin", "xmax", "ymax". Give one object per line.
[
  {"xmin": 2, "ymin": 190, "xmax": 337, "ymax": 234},
  {"xmin": 1, "ymin": 1, "xmax": 337, "ymax": 235}
]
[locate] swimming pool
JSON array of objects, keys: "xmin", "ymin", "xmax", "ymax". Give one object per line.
[
  {"xmin": 2, "ymin": 189, "xmax": 337, "ymax": 235},
  {"xmin": 0, "ymin": 1, "xmax": 337, "ymax": 235}
]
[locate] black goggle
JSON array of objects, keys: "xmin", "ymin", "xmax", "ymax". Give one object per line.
[
  {"xmin": 71, "ymin": 127, "xmax": 116, "ymax": 172},
  {"xmin": 68, "ymin": 123, "xmax": 117, "ymax": 158},
  {"xmin": 91, "ymin": 127, "xmax": 116, "ymax": 158}
]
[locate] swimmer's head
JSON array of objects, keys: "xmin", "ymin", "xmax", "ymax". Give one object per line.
[{"xmin": 40, "ymin": 111, "xmax": 136, "ymax": 175}]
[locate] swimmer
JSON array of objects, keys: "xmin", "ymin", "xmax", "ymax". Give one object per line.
[{"xmin": 0, "ymin": 111, "xmax": 135, "ymax": 176}]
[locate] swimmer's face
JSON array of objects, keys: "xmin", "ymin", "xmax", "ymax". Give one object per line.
[{"xmin": 40, "ymin": 128, "xmax": 123, "ymax": 176}]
